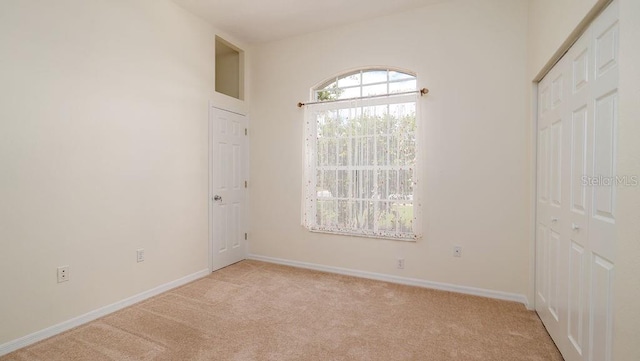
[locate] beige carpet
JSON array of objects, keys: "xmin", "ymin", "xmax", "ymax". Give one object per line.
[{"xmin": 1, "ymin": 260, "xmax": 563, "ymax": 361}]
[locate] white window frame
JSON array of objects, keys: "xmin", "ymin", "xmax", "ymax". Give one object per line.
[{"xmin": 302, "ymin": 68, "xmax": 422, "ymax": 241}]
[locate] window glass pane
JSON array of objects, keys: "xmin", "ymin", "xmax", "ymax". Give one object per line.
[
  {"xmin": 367, "ymin": 105, "xmax": 388, "ymax": 117},
  {"xmin": 381, "ymin": 114, "xmax": 392, "ymax": 135},
  {"xmin": 337, "ymin": 138, "xmax": 349, "ymax": 166},
  {"xmin": 316, "ymin": 201, "xmax": 323, "ymax": 225},
  {"xmin": 322, "ymin": 81, "xmax": 337, "ymax": 89},
  {"xmin": 317, "ymin": 111, "xmax": 337, "ymax": 138},
  {"xmin": 377, "ymin": 201, "xmax": 397, "ymax": 232},
  {"xmin": 317, "ymin": 139, "xmax": 336, "ymax": 166},
  {"xmin": 317, "ymin": 199, "xmax": 337, "ymax": 227},
  {"xmin": 389, "ymin": 79, "xmax": 417, "ymax": 93},
  {"xmin": 388, "ymin": 170, "xmax": 399, "ymax": 198},
  {"xmin": 353, "ymin": 200, "xmax": 374, "ymax": 231},
  {"xmin": 389, "ymin": 71, "xmax": 414, "ymax": 81},
  {"xmin": 366, "ymin": 201, "xmax": 375, "ymax": 231},
  {"xmin": 337, "ymin": 170, "xmax": 350, "ymax": 198},
  {"xmin": 361, "ymin": 105, "xmax": 388, "ymax": 135},
  {"xmin": 316, "ymin": 86, "xmax": 339, "ymax": 101},
  {"xmin": 389, "ymin": 103, "xmax": 416, "ymax": 118},
  {"xmin": 366, "ymin": 136, "xmax": 374, "ymax": 165},
  {"xmin": 337, "ymin": 72, "xmax": 361, "ymax": 88},
  {"xmin": 397, "ymin": 203, "xmax": 413, "ymax": 233},
  {"xmin": 337, "ymin": 87, "xmax": 360, "ymax": 99},
  {"xmin": 326, "ymin": 138, "xmax": 337, "ymax": 166},
  {"xmin": 350, "ymin": 138, "xmax": 358, "ymax": 166},
  {"xmin": 357, "ymin": 136, "xmax": 368, "ymax": 165},
  {"xmin": 363, "ymin": 114, "xmax": 375, "ymax": 136},
  {"xmin": 398, "ymin": 169, "xmax": 413, "ymax": 198},
  {"xmin": 316, "ymin": 169, "xmax": 336, "ymax": 197},
  {"xmin": 337, "ymin": 200, "xmax": 350, "ymax": 228},
  {"xmin": 377, "ymin": 114, "xmax": 389, "ymax": 135},
  {"xmin": 317, "ymin": 139, "xmax": 327, "ymax": 166},
  {"xmin": 352, "ymin": 136, "xmax": 374, "ymax": 166},
  {"xmin": 335, "ymin": 111, "xmax": 349, "ymax": 137},
  {"xmin": 362, "ymin": 84, "xmax": 387, "ymax": 97},
  {"xmin": 349, "ymin": 112, "xmax": 364, "ymax": 137},
  {"xmin": 362, "ymin": 70, "xmax": 388, "ymax": 85},
  {"xmin": 353, "ymin": 169, "xmax": 374, "ymax": 199},
  {"xmin": 337, "ymin": 108, "xmax": 351, "ymax": 124},
  {"xmin": 388, "ymin": 135, "xmax": 399, "ymax": 165},
  {"xmin": 376, "ymin": 170, "xmax": 388, "ymax": 199},
  {"xmin": 399, "ymin": 135, "xmax": 416, "ymax": 166},
  {"xmin": 376, "ymin": 135, "xmax": 389, "ymax": 166},
  {"xmin": 366, "ymin": 169, "xmax": 375, "ymax": 198}
]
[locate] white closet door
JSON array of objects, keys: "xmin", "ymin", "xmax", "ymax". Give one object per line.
[
  {"xmin": 536, "ymin": 2, "xmax": 618, "ymax": 361},
  {"xmin": 564, "ymin": 27, "xmax": 591, "ymax": 361},
  {"xmin": 585, "ymin": 3, "xmax": 618, "ymax": 360},
  {"xmin": 536, "ymin": 49, "xmax": 571, "ymax": 349}
]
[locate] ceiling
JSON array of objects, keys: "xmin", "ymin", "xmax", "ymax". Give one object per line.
[{"xmin": 173, "ymin": 0, "xmax": 447, "ymax": 44}]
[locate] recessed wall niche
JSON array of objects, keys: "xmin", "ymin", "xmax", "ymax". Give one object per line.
[{"xmin": 215, "ymin": 36, "xmax": 244, "ymax": 100}]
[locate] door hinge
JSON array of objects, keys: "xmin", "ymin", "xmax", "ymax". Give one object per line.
[
  {"xmin": 244, "ymin": 233, "xmax": 247, "ymax": 240},
  {"xmin": 244, "ymin": 180, "xmax": 248, "ymax": 188},
  {"xmin": 245, "ymin": 128, "xmax": 248, "ymax": 136}
]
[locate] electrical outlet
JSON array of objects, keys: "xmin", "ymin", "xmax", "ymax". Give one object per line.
[
  {"xmin": 453, "ymin": 246, "xmax": 462, "ymax": 258},
  {"xmin": 397, "ymin": 258, "xmax": 405, "ymax": 269},
  {"xmin": 136, "ymin": 249, "xmax": 145, "ymax": 263},
  {"xmin": 57, "ymin": 266, "xmax": 69, "ymax": 283}
]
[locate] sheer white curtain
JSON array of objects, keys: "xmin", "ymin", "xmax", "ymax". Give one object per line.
[{"xmin": 302, "ymin": 93, "xmax": 422, "ymax": 241}]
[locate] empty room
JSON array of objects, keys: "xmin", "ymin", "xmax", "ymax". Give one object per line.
[{"xmin": 1, "ymin": 0, "xmax": 638, "ymax": 360}]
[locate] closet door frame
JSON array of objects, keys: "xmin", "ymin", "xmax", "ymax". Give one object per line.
[{"xmin": 532, "ymin": 2, "xmax": 618, "ymax": 361}]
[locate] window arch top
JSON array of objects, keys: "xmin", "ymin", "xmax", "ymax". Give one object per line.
[{"xmin": 314, "ymin": 68, "xmax": 417, "ymax": 102}]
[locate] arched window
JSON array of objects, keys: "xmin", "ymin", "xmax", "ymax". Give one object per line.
[
  {"xmin": 302, "ymin": 68, "xmax": 421, "ymax": 241},
  {"xmin": 314, "ymin": 68, "xmax": 417, "ymax": 102}
]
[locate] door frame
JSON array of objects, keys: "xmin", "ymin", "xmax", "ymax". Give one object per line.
[
  {"xmin": 208, "ymin": 103, "xmax": 250, "ymax": 273},
  {"xmin": 529, "ymin": 0, "xmax": 614, "ymax": 312}
]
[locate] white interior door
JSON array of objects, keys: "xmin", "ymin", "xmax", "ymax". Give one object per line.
[
  {"xmin": 535, "ymin": 2, "xmax": 618, "ymax": 361},
  {"xmin": 210, "ymin": 106, "xmax": 248, "ymax": 271}
]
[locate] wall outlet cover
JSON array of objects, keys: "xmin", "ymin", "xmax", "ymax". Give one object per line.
[{"xmin": 57, "ymin": 266, "xmax": 69, "ymax": 283}]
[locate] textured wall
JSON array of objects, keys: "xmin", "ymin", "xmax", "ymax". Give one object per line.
[{"xmin": 0, "ymin": 0, "xmax": 244, "ymax": 345}]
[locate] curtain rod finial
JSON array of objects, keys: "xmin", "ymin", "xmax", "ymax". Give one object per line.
[
  {"xmin": 420, "ymin": 88, "xmax": 429, "ymax": 96},
  {"xmin": 297, "ymin": 102, "xmax": 304, "ymax": 108}
]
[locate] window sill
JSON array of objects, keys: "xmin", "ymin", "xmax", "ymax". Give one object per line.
[{"xmin": 306, "ymin": 227, "xmax": 419, "ymax": 242}]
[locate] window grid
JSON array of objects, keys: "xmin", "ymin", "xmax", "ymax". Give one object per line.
[{"xmin": 314, "ymin": 69, "xmax": 417, "ymax": 102}]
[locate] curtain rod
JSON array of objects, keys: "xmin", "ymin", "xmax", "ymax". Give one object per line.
[{"xmin": 297, "ymin": 88, "xmax": 429, "ymax": 108}]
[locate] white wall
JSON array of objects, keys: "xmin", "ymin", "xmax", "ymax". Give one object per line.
[
  {"xmin": 614, "ymin": 0, "xmax": 640, "ymax": 359},
  {"xmin": 249, "ymin": 0, "xmax": 530, "ymax": 298},
  {"xmin": 0, "ymin": 0, "xmax": 246, "ymax": 346}
]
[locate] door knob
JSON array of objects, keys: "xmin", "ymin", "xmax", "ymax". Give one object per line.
[
  {"xmin": 572, "ymin": 223, "xmax": 581, "ymax": 231},
  {"xmin": 551, "ymin": 217, "xmax": 558, "ymax": 223},
  {"xmin": 213, "ymin": 195, "xmax": 222, "ymax": 201}
]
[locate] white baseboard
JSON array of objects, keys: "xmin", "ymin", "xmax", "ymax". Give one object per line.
[
  {"xmin": 0, "ymin": 269, "xmax": 210, "ymax": 357},
  {"xmin": 248, "ymin": 254, "xmax": 530, "ymax": 308}
]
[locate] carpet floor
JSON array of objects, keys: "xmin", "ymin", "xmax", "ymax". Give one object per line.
[{"xmin": 1, "ymin": 260, "xmax": 563, "ymax": 361}]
